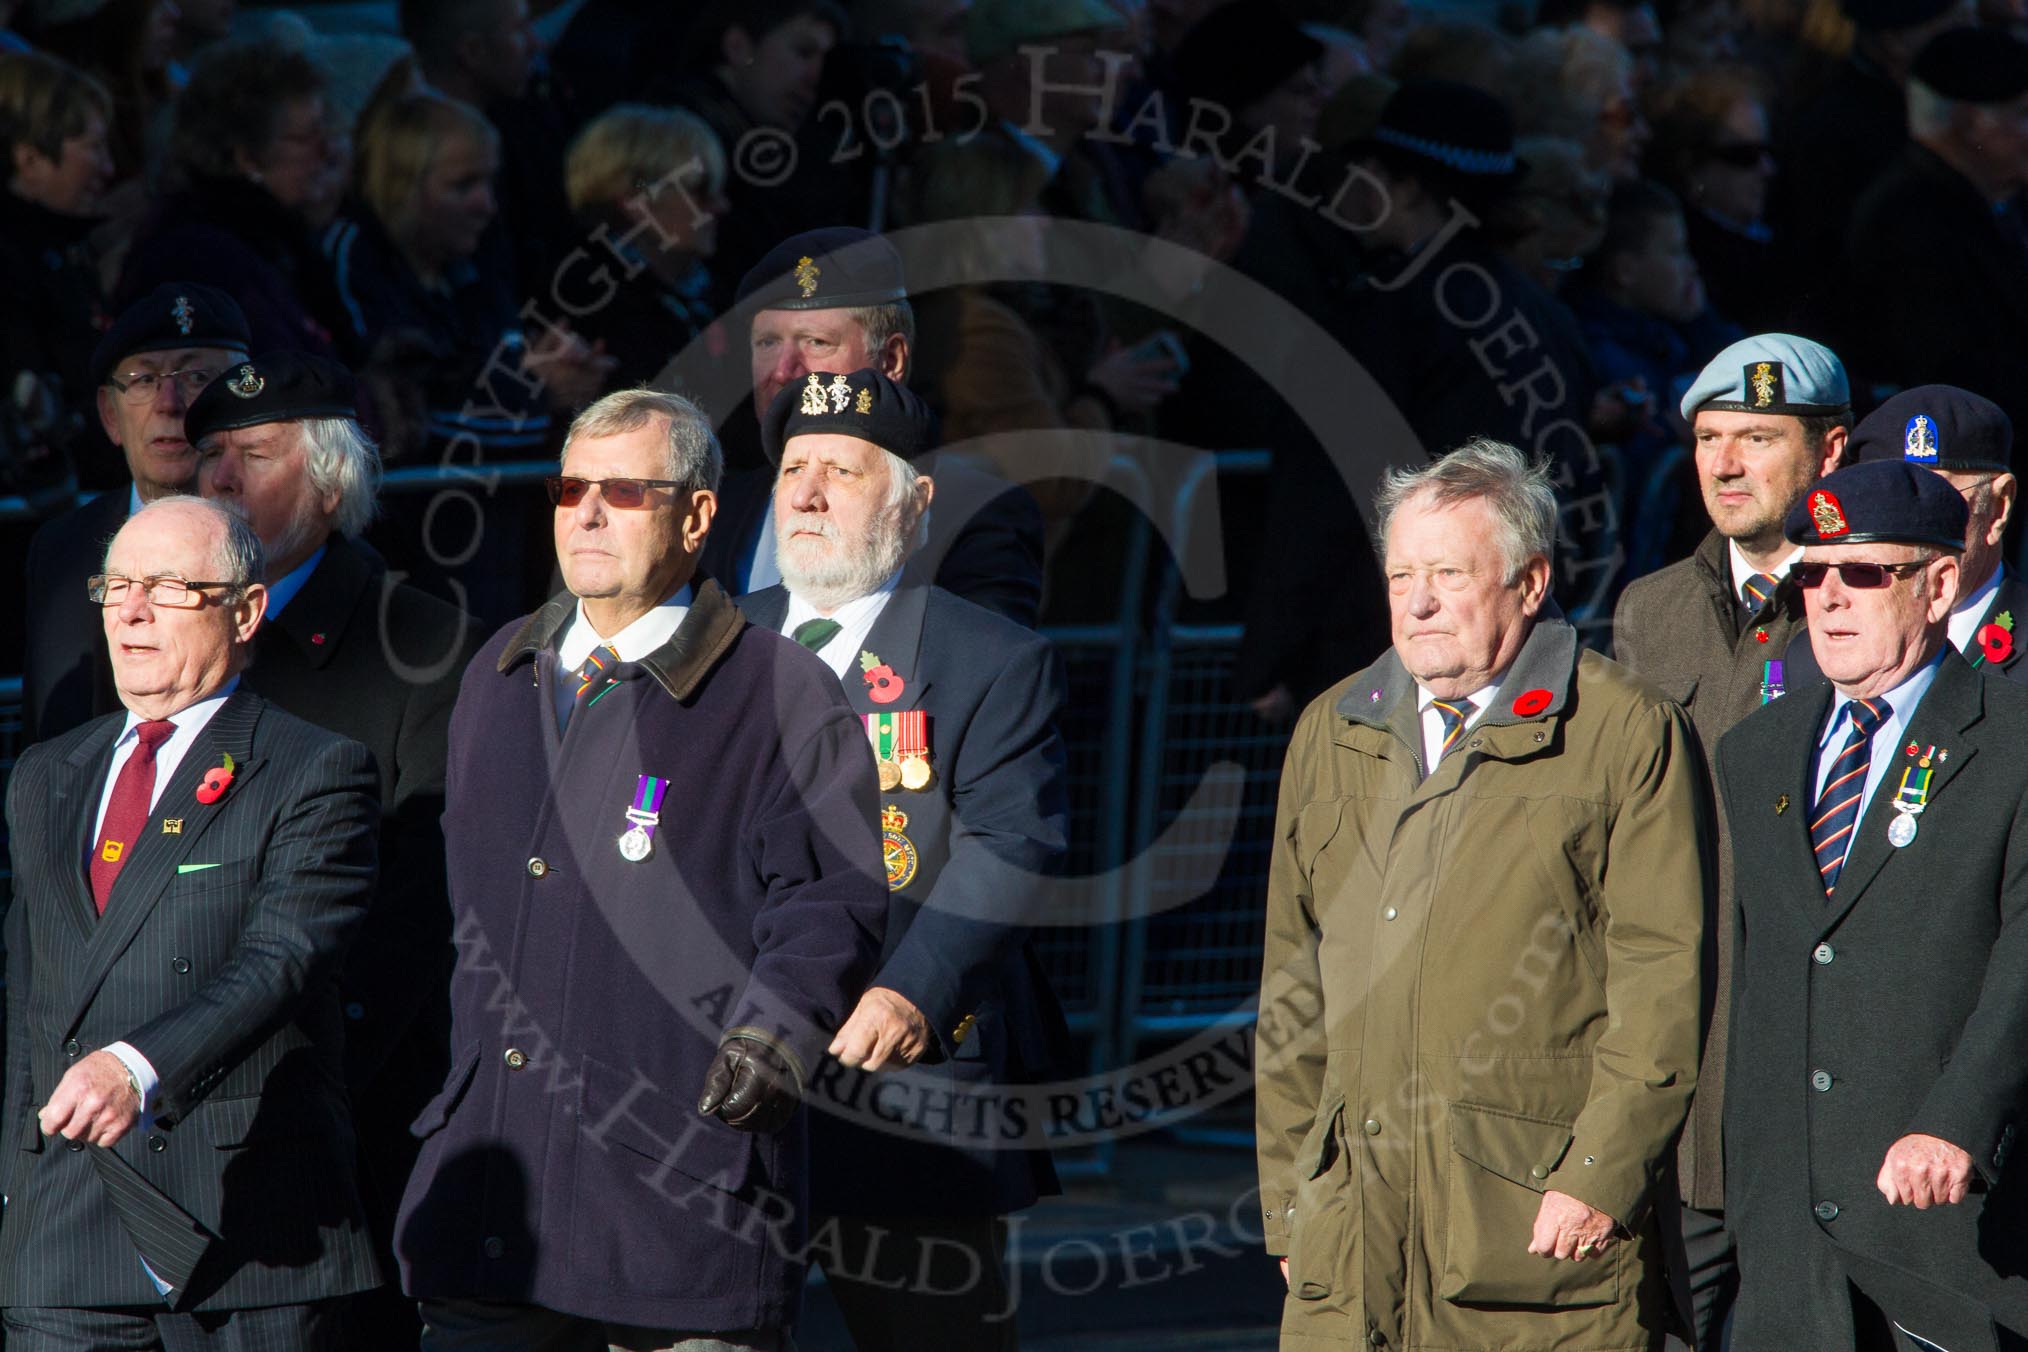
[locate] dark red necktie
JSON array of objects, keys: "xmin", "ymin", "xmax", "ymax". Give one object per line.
[{"xmin": 90, "ymin": 720, "xmax": 175, "ymax": 914}]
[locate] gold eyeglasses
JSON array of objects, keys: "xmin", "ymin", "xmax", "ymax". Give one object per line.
[{"xmin": 88, "ymin": 574, "xmax": 236, "ymax": 608}]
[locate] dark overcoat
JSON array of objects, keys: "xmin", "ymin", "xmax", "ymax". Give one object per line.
[
  {"xmin": 740, "ymin": 583, "xmax": 1069, "ymax": 1218},
  {"xmin": 23, "ymin": 487, "xmax": 127, "ymax": 745},
  {"xmin": 394, "ymin": 579, "xmax": 889, "ymax": 1332},
  {"xmin": 0, "ymin": 692, "xmax": 382, "ymax": 1311},
  {"xmin": 1719, "ymin": 649, "xmax": 2028, "ymax": 1351}
]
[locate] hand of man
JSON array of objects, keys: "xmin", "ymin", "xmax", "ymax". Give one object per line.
[
  {"xmin": 40, "ymin": 1051, "xmax": 141, "ymax": 1148},
  {"xmin": 1527, "ymin": 1189, "xmax": 1618, "ymax": 1261},
  {"xmin": 1877, "ymin": 1133, "xmax": 1974, "ymax": 1208},
  {"xmin": 696, "ymin": 1035, "xmax": 799, "ymax": 1134},
  {"xmin": 828, "ymin": 987, "xmax": 931, "ymax": 1071},
  {"xmin": 1279, "ymin": 1257, "xmax": 1290, "ymax": 1288}
]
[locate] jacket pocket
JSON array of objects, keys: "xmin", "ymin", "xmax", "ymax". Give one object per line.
[
  {"xmin": 409, "ymin": 1039, "xmax": 481, "ymax": 1140},
  {"xmin": 1439, "ymin": 1101, "xmax": 1619, "ymax": 1309},
  {"xmin": 1286, "ymin": 1094, "xmax": 1351, "ymax": 1302}
]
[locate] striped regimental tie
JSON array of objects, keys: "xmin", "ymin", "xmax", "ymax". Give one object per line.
[
  {"xmin": 1741, "ymin": 571, "xmax": 1780, "ymax": 615},
  {"xmin": 1429, "ymin": 697, "xmax": 1476, "ymax": 773},
  {"xmin": 560, "ymin": 643, "xmax": 621, "ymax": 733},
  {"xmin": 1810, "ymin": 696, "xmax": 1889, "ymax": 895}
]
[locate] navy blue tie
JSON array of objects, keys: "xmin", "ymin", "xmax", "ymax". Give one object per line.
[
  {"xmin": 1741, "ymin": 571, "xmax": 1779, "ymax": 615},
  {"xmin": 1810, "ymin": 697, "xmax": 1888, "ymax": 895}
]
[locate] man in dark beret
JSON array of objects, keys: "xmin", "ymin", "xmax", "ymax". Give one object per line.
[
  {"xmin": 741, "ymin": 368, "xmax": 1067, "ymax": 1349},
  {"xmin": 1846, "ymin": 27, "xmax": 2028, "ymax": 435},
  {"xmin": 1720, "ymin": 458, "xmax": 2028, "ymax": 1351},
  {"xmin": 700, "ymin": 226, "xmax": 1046, "ymax": 628},
  {"xmin": 1855, "ymin": 386, "xmax": 2026, "ymax": 681},
  {"xmin": 184, "ymin": 351, "xmax": 477, "ymax": 1349},
  {"xmin": 22, "ymin": 282, "xmax": 250, "ymax": 744}
]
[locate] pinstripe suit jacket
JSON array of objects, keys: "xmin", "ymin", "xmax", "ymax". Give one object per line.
[{"xmin": 0, "ymin": 689, "xmax": 384, "ymax": 1311}]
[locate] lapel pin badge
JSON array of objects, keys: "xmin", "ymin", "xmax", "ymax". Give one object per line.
[
  {"xmin": 1776, "ymin": 794, "xmax": 1789, "ymax": 815},
  {"xmin": 161, "ymin": 818, "xmax": 183, "ymax": 834}
]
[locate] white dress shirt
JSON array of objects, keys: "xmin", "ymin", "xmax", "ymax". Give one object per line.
[
  {"xmin": 1947, "ymin": 565, "xmax": 2004, "ymax": 657},
  {"xmin": 781, "ymin": 571, "xmax": 902, "ymax": 679},
  {"xmin": 1415, "ymin": 680, "xmax": 1502, "ymax": 774},
  {"xmin": 553, "ymin": 585, "xmax": 693, "ymax": 729},
  {"xmin": 1728, "ymin": 538, "xmax": 1801, "ymax": 606},
  {"xmin": 1812, "ymin": 653, "xmax": 1944, "ymax": 836}
]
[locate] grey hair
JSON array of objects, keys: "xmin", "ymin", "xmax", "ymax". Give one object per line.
[
  {"xmin": 563, "ymin": 387, "xmax": 724, "ymax": 493},
  {"xmin": 1374, "ymin": 437, "xmax": 1559, "ymax": 584},
  {"xmin": 298, "ymin": 417, "xmax": 383, "ymax": 538},
  {"xmin": 109, "ymin": 496, "xmax": 267, "ymax": 597},
  {"xmin": 843, "ymin": 300, "xmax": 916, "ymax": 380},
  {"xmin": 878, "ymin": 447, "xmax": 930, "ymax": 554}
]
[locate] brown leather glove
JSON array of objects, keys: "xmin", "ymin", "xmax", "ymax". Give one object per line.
[{"xmin": 696, "ymin": 1035, "xmax": 799, "ymax": 1133}]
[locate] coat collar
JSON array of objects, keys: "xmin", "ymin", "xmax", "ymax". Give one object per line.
[
  {"xmin": 258, "ymin": 535, "xmax": 375, "ymax": 670},
  {"xmin": 498, "ymin": 574, "xmax": 745, "ymax": 704}
]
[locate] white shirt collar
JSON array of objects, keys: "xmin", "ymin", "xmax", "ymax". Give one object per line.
[
  {"xmin": 1817, "ymin": 649, "xmax": 1943, "ymax": 756},
  {"xmin": 1728, "ymin": 538, "xmax": 1802, "ymax": 605},
  {"xmin": 557, "ymin": 584, "xmax": 693, "ymax": 668},
  {"xmin": 782, "ymin": 571, "xmax": 903, "ymax": 680},
  {"xmin": 1948, "ymin": 565, "xmax": 2005, "ymax": 655},
  {"xmin": 1415, "ymin": 681, "xmax": 1503, "ymax": 717}
]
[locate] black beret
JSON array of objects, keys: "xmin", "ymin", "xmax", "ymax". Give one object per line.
[
  {"xmin": 1172, "ymin": 2, "xmax": 1324, "ymax": 118},
  {"xmin": 1853, "ymin": 384, "xmax": 2013, "ymax": 474},
  {"xmin": 1783, "ymin": 459, "xmax": 1970, "ymax": 550},
  {"xmin": 735, "ymin": 227, "xmax": 908, "ymax": 313},
  {"xmin": 1843, "ymin": 0, "xmax": 1958, "ymax": 29},
  {"xmin": 1911, "ymin": 27, "xmax": 2028, "ymax": 103},
  {"xmin": 91, "ymin": 283, "xmax": 250, "ymax": 388},
  {"xmin": 763, "ymin": 368, "xmax": 932, "ymax": 465},
  {"xmin": 183, "ymin": 352, "xmax": 359, "ymax": 446}
]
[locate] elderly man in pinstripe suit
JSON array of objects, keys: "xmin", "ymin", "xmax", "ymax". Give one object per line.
[{"xmin": 0, "ymin": 497, "xmax": 383, "ymax": 1349}]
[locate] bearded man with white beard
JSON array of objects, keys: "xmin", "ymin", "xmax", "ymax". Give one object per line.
[
  {"xmin": 738, "ymin": 367, "xmax": 1072, "ymax": 1351},
  {"xmin": 185, "ymin": 349, "xmax": 478, "ymax": 1348}
]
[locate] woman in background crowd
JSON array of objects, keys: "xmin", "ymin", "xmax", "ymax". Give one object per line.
[
  {"xmin": 1650, "ymin": 67, "xmax": 1782, "ymax": 330},
  {"xmin": 1512, "ymin": 24, "xmax": 1651, "ymax": 181}
]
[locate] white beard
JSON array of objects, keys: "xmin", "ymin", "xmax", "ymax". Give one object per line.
[{"xmin": 775, "ymin": 507, "xmax": 911, "ymax": 611}]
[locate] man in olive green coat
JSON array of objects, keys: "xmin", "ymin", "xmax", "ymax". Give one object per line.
[{"xmin": 1258, "ymin": 438, "xmax": 1712, "ymax": 1352}]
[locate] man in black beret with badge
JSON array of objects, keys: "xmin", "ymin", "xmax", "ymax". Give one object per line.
[
  {"xmin": 701, "ymin": 226, "xmax": 1046, "ymax": 628},
  {"xmin": 23, "ymin": 283, "xmax": 250, "ymax": 744},
  {"xmin": 1848, "ymin": 27, "xmax": 2028, "ymax": 435},
  {"xmin": 1720, "ymin": 458, "xmax": 2028, "ymax": 1352},
  {"xmin": 183, "ymin": 350, "xmax": 476, "ymax": 1348},
  {"xmin": 740, "ymin": 368, "xmax": 1068, "ymax": 1350}
]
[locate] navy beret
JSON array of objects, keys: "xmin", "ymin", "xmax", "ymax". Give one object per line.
[
  {"xmin": 183, "ymin": 352, "xmax": 359, "ymax": 445},
  {"xmin": 92, "ymin": 283, "xmax": 249, "ymax": 388},
  {"xmin": 764, "ymin": 367, "xmax": 932, "ymax": 465},
  {"xmin": 1853, "ymin": 384, "xmax": 2012, "ymax": 474},
  {"xmin": 1783, "ymin": 459, "xmax": 1970, "ymax": 551},
  {"xmin": 1912, "ymin": 27, "xmax": 2028, "ymax": 103},
  {"xmin": 1681, "ymin": 332, "xmax": 1849, "ymax": 419},
  {"xmin": 735, "ymin": 227, "xmax": 908, "ymax": 313}
]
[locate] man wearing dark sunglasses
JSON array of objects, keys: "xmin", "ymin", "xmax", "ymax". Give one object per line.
[
  {"xmin": 400, "ymin": 387, "xmax": 889, "ymax": 1352},
  {"xmin": 23, "ymin": 282, "xmax": 250, "ymax": 746},
  {"xmin": 1612, "ymin": 331, "xmax": 1851, "ymax": 1352},
  {"xmin": 1720, "ymin": 458, "xmax": 2028, "ymax": 1351}
]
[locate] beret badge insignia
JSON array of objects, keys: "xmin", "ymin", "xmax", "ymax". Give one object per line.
[
  {"xmin": 1808, "ymin": 489, "xmax": 1850, "ymax": 538},
  {"xmin": 1748, "ymin": 360, "xmax": 1782, "ymax": 409},
  {"xmin": 171, "ymin": 294, "xmax": 194, "ymax": 336},
  {"xmin": 226, "ymin": 364, "xmax": 264, "ymax": 399},
  {"xmin": 794, "ymin": 254, "xmax": 820, "ymax": 298},
  {"xmin": 855, "ymin": 387, "xmax": 873, "ymax": 415},
  {"xmin": 1904, "ymin": 414, "xmax": 1939, "ymax": 464},
  {"xmin": 798, "ymin": 372, "xmax": 827, "ymax": 415}
]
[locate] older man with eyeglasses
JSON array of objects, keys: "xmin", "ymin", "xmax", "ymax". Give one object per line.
[
  {"xmin": 23, "ymin": 283, "xmax": 250, "ymax": 745},
  {"xmin": 396, "ymin": 388, "xmax": 888, "ymax": 1352},
  {"xmin": 1719, "ymin": 459, "xmax": 2028, "ymax": 1351},
  {"xmin": 1, "ymin": 494, "xmax": 384, "ymax": 1348}
]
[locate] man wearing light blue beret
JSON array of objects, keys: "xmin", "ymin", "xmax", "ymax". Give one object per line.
[{"xmin": 1612, "ymin": 331, "xmax": 1854, "ymax": 1351}]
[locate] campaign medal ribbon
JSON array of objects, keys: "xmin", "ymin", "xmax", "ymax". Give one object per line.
[
  {"xmin": 618, "ymin": 774, "xmax": 670, "ymax": 862},
  {"xmin": 1887, "ymin": 763, "xmax": 1932, "ymax": 849},
  {"xmin": 1760, "ymin": 659, "xmax": 1785, "ymax": 705},
  {"xmin": 864, "ymin": 714, "xmax": 903, "ymax": 791},
  {"xmin": 894, "ymin": 709, "xmax": 933, "ymax": 790}
]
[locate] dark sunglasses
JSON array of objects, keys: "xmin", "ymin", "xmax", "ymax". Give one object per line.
[
  {"xmin": 1705, "ymin": 141, "xmax": 1774, "ymax": 168},
  {"xmin": 544, "ymin": 475, "xmax": 686, "ymax": 509},
  {"xmin": 1791, "ymin": 560, "xmax": 1929, "ymax": 590}
]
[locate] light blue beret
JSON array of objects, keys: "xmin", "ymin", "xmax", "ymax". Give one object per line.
[{"xmin": 1679, "ymin": 333, "xmax": 1851, "ymax": 421}]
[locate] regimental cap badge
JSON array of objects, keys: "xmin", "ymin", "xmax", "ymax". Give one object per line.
[
  {"xmin": 1748, "ymin": 360, "xmax": 1785, "ymax": 409},
  {"xmin": 855, "ymin": 386, "xmax": 873, "ymax": 414},
  {"xmin": 1904, "ymin": 413, "xmax": 1939, "ymax": 464},
  {"xmin": 794, "ymin": 254, "xmax": 820, "ymax": 299},
  {"xmin": 226, "ymin": 363, "xmax": 264, "ymax": 399},
  {"xmin": 1809, "ymin": 488, "xmax": 1850, "ymax": 538},
  {"xmin": 171, "ymin": 294, "xmax": 194, "ymax": 336},
  {"xmin": 881, "ymin": 804, "xmax": 909, "ymax": 832},
  {"xmin": 798, "ymin": 371, "xmax": 827, "ymax": 415}
]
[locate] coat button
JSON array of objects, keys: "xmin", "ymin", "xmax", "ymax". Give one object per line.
[
  {"xmin": 1363, "ymin": 1118, "xmax": 1381, "ymax": 1136},
  {"xmin": 504, "ymin": 1049, "xmax": 528, "ymax": 1070},
  {"xmin": 1530, "ymin": 1164, "xmax": 1550, "ymax": 1179},
  {"xmin": 483, "ymin": 1236, "xmax": 505, "ymax": 1259},
  {"xmin": 148, "ymin": 1134, "xmax": 166, "ymax": 1153},
  {"xmin": 171, "ymin": 957, "xmax": 191, "ymax": 974},
  {"xmin": 1369, "ymin": 1331, "xmax": 1387, "ymax": 1346},
  {"xmin": 1813, "ymin": 943, "xmax": 1834, "ymax": 965},
  {"xmin": 63, "ymin": 1040, "xmax": 80, "ymax": 1058},
  {"xmin": 65, "ymin": 1139, "xmax": 84, "ymax": 1153},
  {"xmin": 1812, "ymin": 1070, "xmax": 1833, "ymax": 1092},
  {"xmin": 1815, "ymin": 1200, "xmax": 1840, "ymax": 1222},
  {"xmin": 1381, "ymin": 906, "xmax": 1398, "ymax": 921},
  {"xmin": 526, "ymin": 857, "xmax": 548, "ymax": 879}
]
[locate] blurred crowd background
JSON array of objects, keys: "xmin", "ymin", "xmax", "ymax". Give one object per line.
[{"xmin": 2, "ymin": 0, "xmax": 2019, "ymax": 698}]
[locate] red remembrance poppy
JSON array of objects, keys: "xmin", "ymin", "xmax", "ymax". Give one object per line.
[
  {"xmin": 195, "ymin": 754, "xmax": 235, "ymax": 805},
  {"xmin": 1980, "ymin": 624, "xmax": 2014, "ymax": 664},
  {"xmin": 864, "ymin": 664, "xmax": 905, "ymax": 705},
  {"xmin": 1512, "ymin": 688, "xmax": 1553, "ymax": 717}
]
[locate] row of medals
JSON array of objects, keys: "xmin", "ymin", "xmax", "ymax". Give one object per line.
[{"xmin": 879, "ymin": 755, "xmax": 933, "ymax": 792}]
